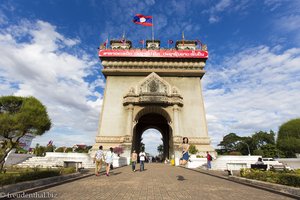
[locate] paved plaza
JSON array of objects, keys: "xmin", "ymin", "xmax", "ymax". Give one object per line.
[{"xmin": 23, "ymin": 164, "xmax": 295, "ymax": 200}]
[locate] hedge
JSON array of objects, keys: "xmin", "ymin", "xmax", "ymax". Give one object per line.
[
  {"xmin": 0, "ymin": 167, "xmax": 76, "ymax": 186},
  {"xmin": 240, "ymin": 169, "xmax": 300, "ymax": 187}
]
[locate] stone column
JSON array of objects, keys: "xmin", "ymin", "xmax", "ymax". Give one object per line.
[
  {"xmin": 126, "ymin": 104, "xmax": 134, "ymax": 136},
  {"xmin": 173, "ymin": 104, "xmax": 183, "ymax": 165},
  {"xmin": 173, "ymin": 104, "xmax": 180, "ymax": 136}
]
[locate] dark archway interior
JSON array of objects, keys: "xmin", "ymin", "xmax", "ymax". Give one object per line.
[{"xmin": 132, "ymin": 113, "xmax": 170, "ymax": 159}]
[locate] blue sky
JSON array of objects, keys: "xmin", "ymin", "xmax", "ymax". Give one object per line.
[{"xmin": 1, "ymin": 0, "xmax": 300, "ymax": 156}]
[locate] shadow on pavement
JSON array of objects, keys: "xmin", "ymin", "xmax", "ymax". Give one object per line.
[
  {"xmin": 176, "ymin": 175, "xmax": 186, "ymax": 181},
  {"xmin": 111, "ymin": 172, "xmax": 122, "ymax": 176}
]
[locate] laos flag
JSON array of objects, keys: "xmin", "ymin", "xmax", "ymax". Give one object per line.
[{"xmin": 133, "ymin": 14, "xmax": 153, "ymax": 26}]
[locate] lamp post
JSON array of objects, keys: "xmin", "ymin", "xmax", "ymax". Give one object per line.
[{"xmin": 240, "ymin": 141, "xmax": 251, "ymax": 156}]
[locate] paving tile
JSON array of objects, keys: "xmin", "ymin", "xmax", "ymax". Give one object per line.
[{"xmin": 18, "ymin": 164, "xmax": 296, "ymax": 200}]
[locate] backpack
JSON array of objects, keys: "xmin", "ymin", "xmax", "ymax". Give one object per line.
[{"xmin": 208, "ymin": 154, "xmax": 212, "ymax": 161}]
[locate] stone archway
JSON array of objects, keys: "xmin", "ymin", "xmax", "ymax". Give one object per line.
[
  {"xmin": 93, "ymin": 40, "xmax": 215, "ymax": 162},
  {"xmin": 132, "ymin": 111, "xmax": 173, "ymax": 160}
]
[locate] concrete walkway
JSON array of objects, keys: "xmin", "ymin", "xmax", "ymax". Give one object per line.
[{"xmin": 21, "ymin": 164, "xmax": 295, "ymax": 200}]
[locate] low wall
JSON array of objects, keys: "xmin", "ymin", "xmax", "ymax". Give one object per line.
[
  {"xmin": 17, "ymin": 152, "xmax": 129, "ymax": 169},
  {"xmin": 187, "ymin": 157, "xmax": 207, "ymax": 168},
  {"xmin": 176, "ymin": 155, "xmax": 260, "ymax": 169},
  {"xmin": 4, "ymin": 153, "xmax": 34, "ymax": 166},
  {"xmin": 45, "ymin": 152, "xmax": 91, "ymax": 158},
  {"xmin": 212, "ymin": 155, "xmax": 260, "ymax": 170},
  {"xmin": 112, "ymin": 157, "xmax": 128, "ymax": 167},
  {"xmin": 277, "ymin": 158, "xmax": 300, "ymax": 169}
]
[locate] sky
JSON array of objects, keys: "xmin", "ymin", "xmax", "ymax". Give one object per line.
[{"xmin": 0, "ymin": 0, "xmax": 300, "ymax": 156}]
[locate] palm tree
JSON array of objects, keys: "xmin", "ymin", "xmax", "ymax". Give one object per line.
[{"xmin": 157, "ymin": 144, "xmax": 163, "ymax": 155}]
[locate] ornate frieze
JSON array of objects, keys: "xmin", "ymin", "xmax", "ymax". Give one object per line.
[
  {"xmin": 96, "ymin": 135, "xmax": 132, "ymax": 143},
  {"xmin": 101, "ymin": 60, "xmax": 206, "ymax": 69},
  {"xmin": 123, "ymin": 72, "xmax": 183, "ymax": 107}
]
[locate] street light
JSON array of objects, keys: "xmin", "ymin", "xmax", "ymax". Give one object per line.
[{"xmin": 239, "ymin": 141, "xmax": 251, "ymax": 156}]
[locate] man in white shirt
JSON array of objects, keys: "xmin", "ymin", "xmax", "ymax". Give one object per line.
[
  {"xmin": 139, "ymin": 151, "xmax": 146, "ymax": 171},
  {"xmin": 93, "ymin": 145, "xmax": 104, "ymax": 176}
]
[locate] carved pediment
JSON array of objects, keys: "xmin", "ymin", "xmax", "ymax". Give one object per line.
[
  {"xmin": 139, "ymin": 72, "xmax": 169, "ymax": 94},
  {"xmin": 124, "ymin": 72, "xmax": 183, "ymax": 106}
]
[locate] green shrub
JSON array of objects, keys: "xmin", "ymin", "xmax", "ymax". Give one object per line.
[
  {"xmin": 0, "ymin": 173, "xmax": 17, "ymax": 186},
  {"xmin": 294, "ymin": 169, "xmax": 300, "ymax": 175},
  {"xmin": 189, "ymin": 144, "xmax": 198, "ymax": 154},
  {"xmin": 228, "ymin": 151, "xmax": 242, "ymax": 155},
  {"xmin": 55, "ymin": 147, "xmax": 65, "ymax": 152},
  {"xmin": 61, "ymin": 167, "xmax": 76, "ymax": 174},
  {"xmin": 0, "ymin": 169, "xmax": 60, "ymax": 186},
  {"xmin": 277, "ymin": 174, "xmax": 300, "ymax": 187},
  {"xmin": 16, "ymin": 170, "xmax": 60, "ymax": 182},
  {"xmin": 16, "ymin": 148, "xmax": 28, "ymax": 154},
  {"xmin": 45, "ymin": 145, "xmax": 55, "ymax": 152},
  {"xmin": 240, "ymin": 168, "xmax": 300, "ymax": 187},
  {"xmin": 65, "ymin": 147, "xmax": 73, "ymax": 153}
]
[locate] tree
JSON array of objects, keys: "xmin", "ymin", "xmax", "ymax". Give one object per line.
[
  {"xmin": 34, "ymin": 143, "xmax": 46, "ymax": 156},
  {"xmin": 55, "ymin": 147, "xmax": 65, "ymax": 152},
  {"xmin": 0, "ymin": 96, "xmax": 51, "ymax": 171},
  {"xmin": 157, "ymin": 144, "xmax": 163, "ymax": 156},
  {"xmin": 238, "ymin": 131, "xmax": 276, "ymax": 155},
  {"xmin": 237, "ymin": 136, "xmax": 253, "ymax": 155},
  {"xmin": 277, "ymin": 118, "xmax": 300, "ymax": 157},
  {"xmin": 140, "ymin": 142, "xmax": 145, "ymax": 152},
  {"xmin": 45, "ymin": 144, "xmax": 55, "ymax": 152},
  {"xmin": 252, "ymin": 130, "xmax": 275, "ymax": 149},
  {"xmin": 218, "ymin": 131, "xmax": 278, "ymax": 156},
  {"xmin": 253, "ymin": 144, "xmax": 284, "ymax": 158},
  {"xmin": 218, "ymin": 133, "xmax": 241, "ymax": 154},
  {"xmin": 65, "ymin": 147, "xmax": 73, "ymax": 153}
]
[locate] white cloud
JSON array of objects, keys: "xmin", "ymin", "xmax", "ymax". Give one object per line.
[
  {"xmin": 209, "ymin": 15, "xmax": 219, "ymax": 24},
  {"xmin": 276, "ymin": 15, "xmax": 300, "ymax": 32},
  {"xmin": 0, "ymin": 12, "xmax": 7, "ymax": 25},
  {"xmin": 203, "ymin": 45, "xmax": 300, "ymax": 147},
  {"xmin": 141, "ymin": 129, "xmax": 163, "ymax": 156},
  {"xmin": 0, "ymin": 20, "xmax": 103, "ymax": 147},
  {"xmin": 263, "ymin": 0, "xmax": 283, "ymax": 11},
  {"xmin": 204, "ymin": 0, "xmax": 250, "ymax": 24},
  {"xmin": 215, "ymin": 0, "xmax": 232, "ymax": 12}
]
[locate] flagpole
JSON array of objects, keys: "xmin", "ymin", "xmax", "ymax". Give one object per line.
[{"xmin": 152, "ymin": 16, "xmax": 154, "ymax": 42}]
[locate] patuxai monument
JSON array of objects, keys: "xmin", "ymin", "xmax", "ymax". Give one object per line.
[{"xmin": 92, "ymin": 38, "xmax": 215, "ymax": 163}]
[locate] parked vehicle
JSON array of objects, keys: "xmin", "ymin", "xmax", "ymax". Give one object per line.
[{"xmin": 262, "ymin": 158, "xmax": 291, "ymax": 170}]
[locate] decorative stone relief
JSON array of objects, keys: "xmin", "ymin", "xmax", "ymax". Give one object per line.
[
  {"xmin": 96, "ymin": 136, "xmax": 132, "ymax": 143},
  {"xmin": 123, "ymin": 72, "xmax": 183, "ymax": 107}
]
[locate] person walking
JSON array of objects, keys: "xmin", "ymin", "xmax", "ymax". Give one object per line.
[
  {"xmin": 131, "ymin": 150, "xmax": 137, "ymax": 172},
  {"xmin": 105, "ymin": 147, "xmax": 114, "ymax": 176},
  {"xmin": 179, "ymin": 137, "xmax": 190, "ymax": 165},
  {"xmin": 93, "ymin": 145, "xmax": 104, "ymax": 176},
  {"xmin": 139, "ymin": 150, "xmax": 146, "ymax": 171},
  {"xmin": 206, "ymin": 151, "xmax": 212, "ymax": 169}
]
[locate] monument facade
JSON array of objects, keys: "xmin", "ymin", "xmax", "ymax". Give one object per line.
[{"xmin": 92, "ymin": 39, "xmax": 214, "ymax": 161}]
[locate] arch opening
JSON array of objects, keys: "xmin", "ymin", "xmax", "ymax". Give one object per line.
[
  {"xmin": 141, "ymin": 129, "xmax": 163, "ymax": 159},
  {"xmin": 132, "ymin": 111, "xmax": 173, "ymax": 161}
]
